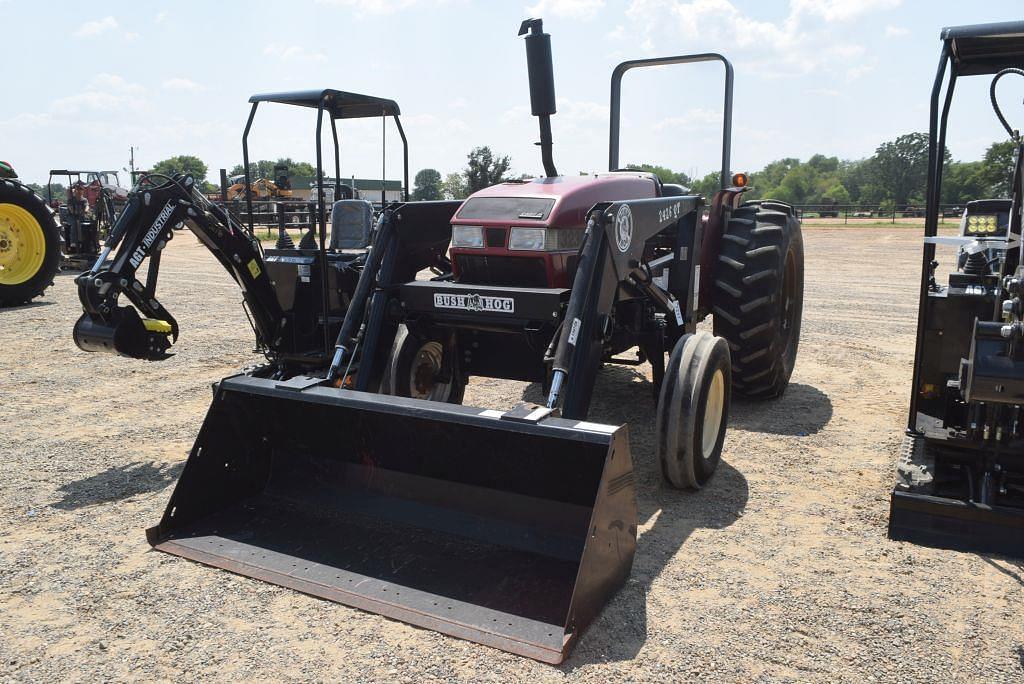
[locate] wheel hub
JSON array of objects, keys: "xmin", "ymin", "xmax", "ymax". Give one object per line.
[
  {"xmin": 0, "ymin": 203, "xmax": 46, "ymax": 285},
  {"xmin": 702, "ymin": 369, "xmax": 725, "ymax": 458},
  {"xmin": 409, "ymin": 342, "xmax": 446, "ymax": 400}
]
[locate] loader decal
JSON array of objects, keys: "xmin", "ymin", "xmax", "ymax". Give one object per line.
[
  {"xmin": 614, "ymin": 204, "xmax": 633, "ymax": 253},
  {"xmin": 433, "ymin": 292, "xmax": 515, "ymax": 313}
]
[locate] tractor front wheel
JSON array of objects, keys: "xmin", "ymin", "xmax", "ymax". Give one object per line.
[
  {"xmin": 0, "ymin": 179, "xmax": 61, "ymax": 307},
  {"xmin": 384, "ymin": 325, "xmax": 466, "ymax": 404},
  {"xmin": 712, "ymin": 200, "xmax": 804, "ymax": 399},
  {"xmin": 656, "ymin": 331, "xmax": 732, "ymax": 489}
]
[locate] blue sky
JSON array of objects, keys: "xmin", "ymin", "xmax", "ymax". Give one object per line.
[{"xmin": 3, "ymin": 1, "xmax": 1022, "ymax": 186}]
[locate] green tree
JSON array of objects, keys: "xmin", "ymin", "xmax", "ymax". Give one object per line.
[
  {"xmin": 753, "ymin": 158, "xmax": 801, "ymax": 191},
  {"xmin": 25, "ymin": 182, "xmax": 65, "ymax": 201},
  {"xmin": 465, "ymin": 146, "xmax": 511, "ymax": 193},
  {"xmin": 689, "ymin": 171, "xmax": 721, "ymax": 198},
  {"xmin": 441, "ymin": 172, "xmax": 468, "ymax": 200},
  {"xmin": 806, "ymin": 154, "xmax": 839, "ymax": 175},
  {"xmin": 624, "ymin": 163, "xmax": 692, "ymax": 186},
  {"xmin": 870, "ymin": 133, "xmax": 946, "ymax": 206},
  {"xmin": 979, "ymin": 140, "xmax": 1017, "ymax": 197},
  {"xmin": 823, "ymin": 182, "xmax": 850, "ymax": 204},
  {"xmin": 152, "ymin": 155, "xmax": 209, "ymax": 183},
  {"xmin": 229, "ymin": 158, "xmax": 316, "ymax": 181},
  {"xmin": 769, "ymin": 165, "xmax": 819, "ymax": 204},
  {"xmin": 941, "ymin": 161, "xmax": 986, "ymax": 204},
  {"xmin": 412, "ymin": 168, "xmax": 443, "ymax": 201}
]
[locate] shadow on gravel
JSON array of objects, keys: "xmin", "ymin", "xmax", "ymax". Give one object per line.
[
  {"xmin": 52, "ymin": 461, "xmax": 183, "ymax": 510},
  {"xmin": 730, "ymin": 382, "xmax": 833, "ymax": 436},
  {"xmin": 0, "ymin": 300, "xmax": 53, "ymax": 312},
  {"xmin": 519, "ymin": 365, "xmax": 750, "ymax": 668},
  {"xmin": 980, "ymin": 556, "xmax": 1024, "ymax": 587}
]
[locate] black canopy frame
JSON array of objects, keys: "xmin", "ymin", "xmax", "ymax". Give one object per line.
[
  {"xmin": 240, "ymin": 89, "xmax": 410, "ymax": 355},
  {"xmin": 908, "ymin": 21, "xmax": 1024, "ymax": 430}
]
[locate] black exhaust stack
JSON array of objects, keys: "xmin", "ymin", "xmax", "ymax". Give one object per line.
[{"xmin": 519, "ymin": 18, "xmax": 558, "ymax": 178}]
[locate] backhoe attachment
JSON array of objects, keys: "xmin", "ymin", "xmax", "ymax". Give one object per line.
[{"xmin": 73, "ymin": 174, "xmax": 283, "ymax": 360}]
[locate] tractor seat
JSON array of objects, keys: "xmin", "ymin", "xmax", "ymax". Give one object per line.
[
  {"xmin": 330, "ymin": 199, "xmax": 374, "ymax": 250},
  {"xmin": 661, "ymin": 183, "xmax": 690, "ymax": 197}
]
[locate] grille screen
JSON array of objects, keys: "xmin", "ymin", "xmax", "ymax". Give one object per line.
[
  {"xmin": 456, "ymin": 254, "xmax": 548, "ymax": 287},
  {"xmin": 485, "ymin": 227, "xmax": 507, "ymax": 248}
]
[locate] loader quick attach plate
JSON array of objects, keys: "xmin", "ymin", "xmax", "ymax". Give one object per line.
[{"xmin": 147, "ymin": 376, "xmax": 637, "ymax": 664}]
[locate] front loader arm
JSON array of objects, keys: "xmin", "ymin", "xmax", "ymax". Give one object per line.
[{"xmin": 74, "ymin": 174, "xmax": 284, "ymax": 360}]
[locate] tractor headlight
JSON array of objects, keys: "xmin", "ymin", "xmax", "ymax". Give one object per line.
[
  {"xmin": 964, "ymin": 214, "xmax": 1000, "ymax": 235},
  {"xmin": 507, "ymin": 227, "xmax": 585, "ymax": 251},
  {"xmin": 509, "ymin": 227, "xmax": 546, "ymax": 251},
  {"xmin": 451, "ymin": 225, "xmax": 484, "ymax": 248}
]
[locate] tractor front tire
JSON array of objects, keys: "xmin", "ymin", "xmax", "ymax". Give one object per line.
[
  {"xmin": 0, "ymin": 179, "xmax": 61, "ymax": 307},
  {"xmin": 656, "ymin": 331, "xmax": 731, "ymax": 490},
  {"xmin": 384, "ymin": 324, "xmax": 466, "ymax": 404},
  {"xmin": 712, "ymin": 200, "xmax": 803, "ymax": 399}
]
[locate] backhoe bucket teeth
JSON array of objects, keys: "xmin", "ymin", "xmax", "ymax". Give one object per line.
[{"xmin": 147, "ymin": 375, "xmax": 637, "ymax": 664}]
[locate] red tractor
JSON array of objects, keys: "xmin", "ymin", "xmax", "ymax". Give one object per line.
[{"xmin": 75, "ymin": 18, "xmax": 804, "ymax": 664}]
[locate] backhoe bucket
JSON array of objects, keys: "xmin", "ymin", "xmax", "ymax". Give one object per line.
[{"xmin": 147, "ymin": 375, "xmax": 637, "ymax": 663}]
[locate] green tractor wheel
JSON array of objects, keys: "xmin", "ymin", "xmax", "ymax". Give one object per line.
[{"xmin": 0, "ymin": 179, "xmax": 61, "ymax": 307}]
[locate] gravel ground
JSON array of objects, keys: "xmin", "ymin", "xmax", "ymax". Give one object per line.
[{"xmin": 1, "ymin": 226, "xmax": 1023, "ymax": 682}]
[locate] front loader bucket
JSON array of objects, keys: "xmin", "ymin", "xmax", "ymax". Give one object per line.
[{"xmin": 147, "ymin": 375, "xmax": 637, "ymax": 663}]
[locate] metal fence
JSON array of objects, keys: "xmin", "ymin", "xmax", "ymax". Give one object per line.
[
  {"xmin": 792, "ymin": 204, "xmax": 966, "ymax": 224},
  {"xmin": 206, "ymin": 199, "xmax": 323, "ymax": 242}
]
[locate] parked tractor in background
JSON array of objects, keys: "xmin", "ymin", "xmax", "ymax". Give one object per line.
[
  {"xmin": 73, "ymin": 19, "xmax": 802, "ymax": 664},
  {"xmin": 47, "ymin": 169, "xmax": 129, "ymax": 270},
  {"xmin": 0, "ymin": 161, "xmax": 61, "ymax": 306},
  {"xmin": 889, "ymin": 21, "xmax": 1024, "ymax": 557}
]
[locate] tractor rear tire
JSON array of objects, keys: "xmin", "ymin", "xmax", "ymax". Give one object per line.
[
  {"xmin": 0, "ymin": 179, "xmax": 61, "ymax": 307},
  {"xmin": 712, "ymin": 200, "xmax": 803, "ymax": 399},
  {"xmin": 384, "ymin": 324, "xmax": 466, "ymax": 404},
  {"xmin": 656, "ymin": 331, "xmax": 731, "ymax": 490}
]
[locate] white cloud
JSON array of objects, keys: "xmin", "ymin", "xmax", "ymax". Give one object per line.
[
  {"xmin": 846, "ymin": 62, "xmax": 875, "ymax": 81},
  {"xmin": 123, "ymin": 31, "xmax": 140, "ymax": 42},
  {"xmin": 50, "ymin": 74, "xmax": 146, "ymax": 114},
  {"xmin": 313, "ymin": 0, "xmax": 423, "ymax": 14},
  {"xmin": 525, "ymin": 0, "xmax": 604, "ymax": 20},
  {"xmin": 606, "ymin": 24, "xmax": 625, "ymax": 40},
  {"xmin": 623, "ymin": 0, "xmax": 896, "ymax": 78},
  {"xmin": 884, "ymin": 24, "xmax": 908, "ymax": 38},
  {"xmin": 654, "ymin": 107, "xmax": 722, "ymax": 131},
  {"xmin": 557, "ymin": 97, "xmax": 608, "ymax": 122},
  {"xmin": 73, "ymin": 16, "xmax": 118, "ymax": 38},
  {"xmin": 155, "ymin": 10, "xmax": 167, "ymax": 23},
  {"xmin": 791, "ymin": 0, "xmax": 901, "ymax": 23},
  {"xmin": 163, "ymin": 77, "xmax": 204, "ymax": 92},
  {"xmin": 52, "ymin": 91, "xmax": 133, "ymax": 114},
  {"xmin": 89, "ymin": 73, "xmax": 145, "ymax": 94},
  {"xmin": 263, "ymin": 43, "xmax": 327, "ymax": 62}
]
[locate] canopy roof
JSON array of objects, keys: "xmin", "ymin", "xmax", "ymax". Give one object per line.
[
  {"xmin": 942, "ymin": 21, "xmax": 1024, "ymax": 76},
  {"xmin": 247, "ymin": 90, "xmax": 400, "ymax": 119}
]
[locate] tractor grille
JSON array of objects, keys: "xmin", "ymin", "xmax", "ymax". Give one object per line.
[
  {"xmin": 485, "ymin": 227, "xmax": 507, "ymax": 248},
  {"xmin": 455, "ymin": 254, "xmax": 548, "ymax": 287}
]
